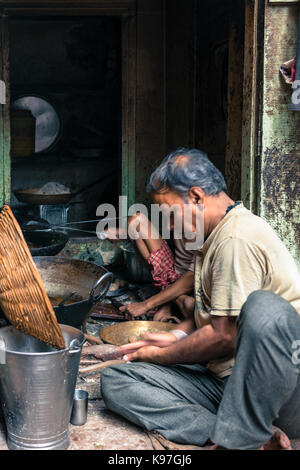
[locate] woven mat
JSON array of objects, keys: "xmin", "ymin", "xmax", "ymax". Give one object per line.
[{"xmin": 0, "ymin": 205, "xmax": 65, "ymax": 349}]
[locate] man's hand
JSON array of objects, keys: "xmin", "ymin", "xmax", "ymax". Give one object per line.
[
  {"xmin": 123, "ymin": 345, "xmax": 162, "ymax": 363},
  {"xmin": 120, "ymin": 331, "xmax": 179, "ymax": 358},
  {"xmin": 153, "ymin": 304, "xmax": 172, "ymax": 322},
  {"xmin": 119, "ymin": 301, "xmax": 150, "ymax": 319}
]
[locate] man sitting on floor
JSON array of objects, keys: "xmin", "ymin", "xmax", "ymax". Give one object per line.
[{"xmin": 101, "ymin": 147, "xmax": 300, "ymax": 450}]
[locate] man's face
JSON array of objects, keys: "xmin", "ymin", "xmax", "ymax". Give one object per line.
[{"xmin": 151, "ymin": 190, "xmax": 205, "ymax": 247}]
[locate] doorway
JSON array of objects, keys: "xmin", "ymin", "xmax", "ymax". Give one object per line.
[{"xmin": 9, "ymin": 16, "xmax": 122, "ymax": 225}]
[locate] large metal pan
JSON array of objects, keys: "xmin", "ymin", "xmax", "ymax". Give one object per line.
[
  {"xmin": 33, "ymin": 257, "xmax": 113, "ymax": 328},
  {"xmin": 100, "ymin": 321, "xmax": 175, "ymax": 346}
]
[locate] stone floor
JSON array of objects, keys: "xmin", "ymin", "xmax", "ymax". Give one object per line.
[
  {"xmin": 69, "ymin": 400, "xmax": 153, "ymax": 450},
  {"xmin": 0, "ymin": 393, "xmax": 299, "ymax": 450},
  {"xmin": 0, "ymin": 398, "xmax": 153, "ymax": 451}
]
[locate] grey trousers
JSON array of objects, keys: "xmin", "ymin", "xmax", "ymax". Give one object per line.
[{"xmin": 101, "ymin": 291, "xmax": 300, "ymax": 449}]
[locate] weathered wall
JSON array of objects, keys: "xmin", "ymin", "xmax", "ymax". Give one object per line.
[{"xmin": 260, "ymin": 3, "xmax": 300, "ymax": 266}]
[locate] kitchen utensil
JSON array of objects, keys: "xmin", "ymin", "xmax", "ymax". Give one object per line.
[
  {"xmin": 0, "ymin": 324, "xmax": 84, "ymax": 450},
  {"xmin": 11, "ymin": 95, "xmax": 60, "ymax": 154},
  {"xmin": 84, "ymin": 333, "xmax": 103, "ymax": 345},
  {"xmin": 121, "ymin": 243, "xmax": 152, "ymax": 283},
  {"xmin": 70, "ymin": 390, "xmax": 89, "ymax": 426},
  {"xmin": 0, "ymin": 205, "xmax": 65, "ymax": 349},
  {"xmin": 13, "ymin": 169, "xmax": 117, "ymax": 207},
  {"xmin": 33, "ymin": 256, "xmax": 113, "ymax": 328},
  {"xmin": 99, "ymin": 321, "xmax": 176, "ymax": 346},
  {"xmin": 90, "ymin": 302, "xmax": 125, "ymax": 322},
  {"xmin": 79, "ymin": 359, "xmax": 126, "ymax": 376},
  {"xmin": 14, "ymin": 188, "xmax": 73, "ymax": 205},
  {"xmin": 24, "ymin": 229, "xmax": 69, "ymax": 256}
]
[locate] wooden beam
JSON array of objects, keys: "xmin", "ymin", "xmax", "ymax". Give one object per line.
[
  {"xmin": 0, "ymin": 14, "xmax": 11, "ymax": 207},
  {"xmin": 122, "ymin": 14, "xmax": 136, "ymax": 207},
  {"xmin": 241, "ymin": 0, "xmax": 264, "ymax": 213},
  {"xmin": 0, "ymin": 0, "xmax": 136, "ymax": 14}
]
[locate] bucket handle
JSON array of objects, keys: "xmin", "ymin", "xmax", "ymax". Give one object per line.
[
  {"xmin": 69, "ymin": 338, "xmax": 81, "ymax": 355},
  {"xmin": 89, "ymin": 272, "xmax": 113, "ymax": 305}
]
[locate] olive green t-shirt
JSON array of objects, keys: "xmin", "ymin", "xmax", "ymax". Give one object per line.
[{"xmin": 194, "ymin": 203, "xmax": 300, "ymax": 378}]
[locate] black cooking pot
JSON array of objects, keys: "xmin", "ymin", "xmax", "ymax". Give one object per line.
[
  {"xmin": 24, "ymin": 230, "xmax": 69, "ymax": 257},
  {"xmin": 33, "ymin": 257, "xmax": 113, "ymax": 328}
]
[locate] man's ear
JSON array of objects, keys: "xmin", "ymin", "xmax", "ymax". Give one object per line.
[{"xmin": 188, "ymin": 187, "xmax": 205, "ymax": 205}]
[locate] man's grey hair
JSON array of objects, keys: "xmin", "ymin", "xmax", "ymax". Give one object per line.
[{"xmin": 147, "ymin": 148, "xmax": 227, "ymax": 197}]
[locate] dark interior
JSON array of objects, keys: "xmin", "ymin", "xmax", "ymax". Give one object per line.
[{"xmin": 9, "ymin": 16, "xmax": 122, "ymax": 226}]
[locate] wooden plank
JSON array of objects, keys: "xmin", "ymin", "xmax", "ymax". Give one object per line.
[
  {"xmin": 241, "ymin": 0, "xmax": 264, "ymax": 213},
  {"xmin": 165, "ymin": 0, "xmax": 197, "ymax": 151},
  {"xmin": 268, "ymin": 0, "xmax": 300, "ymax": 4},
  {"xmin": 225, "ymin": 15, "xmax": 244, "ymax": 201},
  {"xmin": 0, "ymin": 14, "xmax": 11, "ymax": 207},
  {"xmin": 0, "ymin": 0, "xmax": 136, "ymax": 16},
  {"xmin": 0, "ymin": 0, "xmax": 135, "ymax": 8},
  {"xmin": 122, "ymin": 13, "xmax": 137, "ymax": 208},
  {"xmin": 134, "ymin": 0, "xmax": 165, "ymax": 205}
]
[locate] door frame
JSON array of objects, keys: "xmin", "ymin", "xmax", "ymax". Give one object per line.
[
  {"xmin": 241, "ymin": 0, "xmax": 265, "ymax": 214},
  {"xmin": 0, "ymin": 0, "xmax": 137, "ymax": 207}
]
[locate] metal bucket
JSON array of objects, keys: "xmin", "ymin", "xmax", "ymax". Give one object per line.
[{"xmin": 0, "ymin": 325, "xmax": 84, "ymax": 450}]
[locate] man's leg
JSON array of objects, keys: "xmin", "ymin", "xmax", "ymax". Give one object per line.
[
  {"xmin": 101, "ymin": 362, "xmax": 227, "ymax": 446},
  {"xmin": 211, "ymin": 290, "xmax": 300, "ymax": 450}
]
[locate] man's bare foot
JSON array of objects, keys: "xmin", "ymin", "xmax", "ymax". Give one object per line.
[
  {"xmin": 210, "ymin": 426, "xmax": 292, "ymax": 450},
  {"xmin": 260, "ymin": 427, "xmax": 292, "ymax": 450},
  {"xmin": 209, "ymin": 444, "xmax": 227, "ymax": 450},
  {"xmin": 176, "ymin": 295, "xmax": 195, "ymax": 319},
  {"xmin": 153, "ymin": 304, "xmax": 173, "ymax": 322}
]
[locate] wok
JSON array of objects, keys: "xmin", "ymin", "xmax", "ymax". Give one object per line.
[
  {"xmin": 33, "ymin": 257, "xmax": 113, "ymax": 328},
  {"xmin": 24, "ymin": 230, "xmax": 69, "ymax": 256},
  {"xmin": 14, "ymin": 189, "xmax": 73, "ymax": 205}
]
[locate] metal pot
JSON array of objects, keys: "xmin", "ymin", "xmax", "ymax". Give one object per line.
[
  {"xmin": 24, "ymin": 230, "xmax": 69, "ymax": 256},
  {"xmin": 33, "ymin": 257, "xmax": 113, "ymax": 328},
  {"xmin": 0, "ymin": 324, "xmax": 85, "ymax": 450},
  {"xmin": 121, "ymin": 243, "xmax": 152, "ymax": 283}
]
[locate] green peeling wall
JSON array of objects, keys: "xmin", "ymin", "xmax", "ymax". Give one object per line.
[{"xmin": 260, "ymin": 3, "xmax": 300, "ymax": 268}]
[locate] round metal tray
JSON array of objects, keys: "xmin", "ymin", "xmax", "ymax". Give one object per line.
[{"xmin": 99, "ymin": 321, "xmax": 175, "ymax": 346}]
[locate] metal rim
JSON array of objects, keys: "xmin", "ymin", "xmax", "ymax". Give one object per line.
[
  {"xmin": 11, "ymin": 93, "xmax": 62, "ymax": 154},
  {"xmin": 0, "ymin": 324, "xmax": 85, "ymax": 356}
]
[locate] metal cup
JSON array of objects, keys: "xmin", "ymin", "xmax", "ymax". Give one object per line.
[{"xmin": 70, "ymin": 389, "xmax": 89, "ymax": 426}]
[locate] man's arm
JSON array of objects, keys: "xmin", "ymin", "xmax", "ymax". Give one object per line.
[
  {"xmin": 120, "ymin": 271, "xmax": 194, "ymax": 317},
  {"xmin": 125, "ymin": 315, "xmax": 237, "ymax": 364}
]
